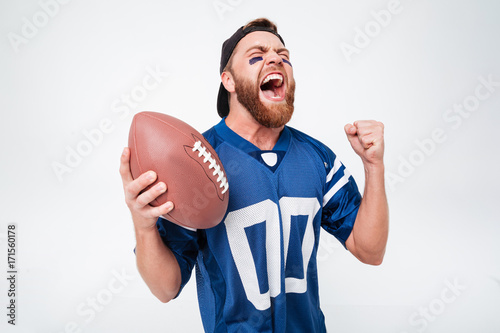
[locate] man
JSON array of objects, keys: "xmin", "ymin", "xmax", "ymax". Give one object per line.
[{"xmin": 120, "ymin": 18, "xmax": 388, "ymax": 332}]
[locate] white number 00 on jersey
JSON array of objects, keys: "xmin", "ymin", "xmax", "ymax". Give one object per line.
[{"xmin": 225, "ymin": 197, "xmax": 321, "ymax": 311}]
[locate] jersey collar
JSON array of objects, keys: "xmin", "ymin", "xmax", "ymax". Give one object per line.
[{"xmin": 214, "ymin": 118, "xmax": 291, "ymax": 153}]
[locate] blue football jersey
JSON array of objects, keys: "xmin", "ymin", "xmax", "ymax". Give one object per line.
[{"xmin": 156, "ymin": 119, "xmax": 361, "ymax": 332}]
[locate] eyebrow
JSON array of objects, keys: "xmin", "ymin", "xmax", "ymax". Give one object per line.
[{"xmin": 244, "ymin": 45, "xmax": 289, "ymax": 55}]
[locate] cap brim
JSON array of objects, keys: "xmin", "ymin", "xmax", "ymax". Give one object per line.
[{"xmin": 217, "ymin": 82, "xmax": 229, "ymax": 118}]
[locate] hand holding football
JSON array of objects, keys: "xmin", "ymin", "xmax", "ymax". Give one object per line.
[{"xmin": 128, "ymin": 112, "xmax": 229, "ymax": 229}]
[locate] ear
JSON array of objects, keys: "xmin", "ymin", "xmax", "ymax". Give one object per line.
[{"xmin": 221, "ymin": 71, "xmax": 236, "ymax": 93}]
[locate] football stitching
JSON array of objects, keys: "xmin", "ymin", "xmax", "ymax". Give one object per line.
[{"xmin": 192, "ymin": 141, "xmax": 229, "ymax": 194}]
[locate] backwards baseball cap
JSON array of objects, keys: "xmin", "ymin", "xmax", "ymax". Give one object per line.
[{"xmin": 217, "ymin": 24, "xmax": 285, "ymax": 118}]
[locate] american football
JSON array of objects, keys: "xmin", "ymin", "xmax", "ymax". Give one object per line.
[{"xmin": 128, "ymin": 111, "xmax": 229, "ymax": 229}]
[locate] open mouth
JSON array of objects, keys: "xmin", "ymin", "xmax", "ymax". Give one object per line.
[{"xmin": 260, "ymin": 73, "xmax": 286, "ymax": 101}]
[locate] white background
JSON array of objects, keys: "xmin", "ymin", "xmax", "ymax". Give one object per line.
[{"xmin": 1, "ymin": 0, "xmax": 499, "ymax": 332}]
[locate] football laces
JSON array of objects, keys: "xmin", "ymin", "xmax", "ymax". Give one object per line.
[{"xmin": 192, "ymin": 141, "xmax": 229, "ymax": 194}]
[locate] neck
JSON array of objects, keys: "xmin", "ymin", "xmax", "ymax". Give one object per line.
[{"xmin": 225, "ymin": 107, "xmax": 283, "ymax": 150}]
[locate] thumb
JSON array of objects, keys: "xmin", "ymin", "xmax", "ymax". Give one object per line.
[
  {"xmin": 344, "ymin": 123, "xmax": 363, "ymax": 153},
  {"xmin": 344, "ymin": 123, "xmax": 357, "ymax": 139}
]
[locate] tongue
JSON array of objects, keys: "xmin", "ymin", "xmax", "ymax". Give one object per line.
[
  {"xmin": 261, "ymin": 79, "xmax": 283, "ymax": 100},
  {"xmin": 262, "ymin": 87, "xmax": 278, "ymax": 99}
]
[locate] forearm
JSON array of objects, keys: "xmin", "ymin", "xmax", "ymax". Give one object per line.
[
  {"xmin": 349, "ymin": 164, "xmax": 389, "ymax": 264},
  {"xmin": 134, "ymin": 224, "xmax": 182, "ymax": 303}
]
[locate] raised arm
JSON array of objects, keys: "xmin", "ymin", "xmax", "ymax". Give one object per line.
[
  {"xmin": 344, "ymin": 121, "xmax": 389, "ymax": 265},
  {"xmin": 119, "ymin": 147, "xmax": 181, "ymax": 302}
]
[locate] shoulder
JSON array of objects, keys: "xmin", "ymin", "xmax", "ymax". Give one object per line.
[
  {"xmin": 286, "ymin": 126, "xmax": 337, "ymax": 165},
  {"xmin": 202, "ymin": 125, "xmax": 224, "ymax": 150}
]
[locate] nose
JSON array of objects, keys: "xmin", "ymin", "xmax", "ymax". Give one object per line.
[{"xmin": 265, "ymin": 51, "xmax": 283, "ymax": 66}]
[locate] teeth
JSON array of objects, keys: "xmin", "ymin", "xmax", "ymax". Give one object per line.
[{"xmin": 262, "ymin": 73, "xmax": 283, "ymax": 87}]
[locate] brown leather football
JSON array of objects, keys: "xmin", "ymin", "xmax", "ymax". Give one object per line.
[{"xmin": 128, "ymin": 111, "xmax": 229, "ymax": 229}]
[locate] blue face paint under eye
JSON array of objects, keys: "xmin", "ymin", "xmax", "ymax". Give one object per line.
[
  {"xmin": 249, "ymin": 57, "xmax": 263, "ymax": 65},
  {"xmin": 282, "ymin": 58, "xmax": 292, "ymax": 67}
]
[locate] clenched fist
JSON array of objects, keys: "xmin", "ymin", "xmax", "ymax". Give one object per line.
[{"xmin": 344, "ymin": 120, "xmax": 384, "ymax": 167}]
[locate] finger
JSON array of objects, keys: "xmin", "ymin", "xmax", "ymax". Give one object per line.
[
  {"xmin": 359, "ymin": 133, "xmax": 377, "ymax": 149},
  {"xmin": 352, "ymin": 122, "xmax": 375, "ymax": 137},
  {"xmin": 146, "ymin": 201, "xmax": 175, "ymax": 219},
  {"xmin": 354, "ymin": 120, "xmax": 384, "ymax": 136},
  {"xmin": 353, "ymin": 120, "xmax": 378, "ymax": 127},
  {"xmin": 358, "ymin": 126, "xmax": 384, "ymax": 148},
  {"xmin": 140, "ymin": 201, "xmax": 175, "ymax": 220},
  {"xmin": 136, "ymin": 182, "xmax": 167, "ymax": 208},
  {"xmin": 344, "ymin": 124, "xmax": 363, "ymax": 151},
  {"xmin": 119, "ymin": 148, "xmax": 133, "ymax": 184},
  {"xmin": 344, "ymin": 123, "xmax": 357, "ymax": 136},
  {"xmin": 125, "ymin": 170, "xmax": 157, "ymax": 201}
]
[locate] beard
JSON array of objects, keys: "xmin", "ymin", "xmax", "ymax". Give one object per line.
[{"xmin": 232, "ymin": 70, "xmax": 295, "ymax": 128}]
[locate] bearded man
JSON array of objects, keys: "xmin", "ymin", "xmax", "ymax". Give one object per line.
[{"xmin": 120, "ymin": 18, "xmax": 389, "ymax": 333}]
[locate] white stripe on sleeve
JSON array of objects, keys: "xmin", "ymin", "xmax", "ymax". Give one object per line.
[
  {"xmin": 326, "ymin": 157, "xmax": 343, "ymax": 183},
  {"xmin": 323, "ymin": 168, "xmax": 351, "ymax": 207}
]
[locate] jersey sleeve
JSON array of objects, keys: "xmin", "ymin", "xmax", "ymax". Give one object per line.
[
  {"xmin": 155, "ymin": 216, "xmax": 200, "ymax": 298},
  {"xmin": 320, "ymin": 149, "xmax": 362, "ymax": 249}
]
